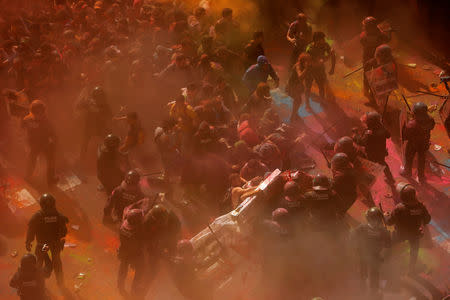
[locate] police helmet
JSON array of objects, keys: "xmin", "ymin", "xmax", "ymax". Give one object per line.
[
  {"xmin": 375, "ymin": 44, "xmax": 392, "ymax": 63},
  {"xmin": 412, "ymin": 102, "xmax": 427, "ymax": 116},
  {"xmin": 396, "ymin": 182, "xmax": 417, "ymax": 204},
  {"xmin": 257, "ymin": 55, "xmax": 269, "ymax": 65},
  {"xmin": 331, "ymin": 153, "xmax": 350, "ymax": 171},
  {"xmin": 313, "ymin": 174, "xmax": 330, "ymax": 191},
  {"xmin": 283, "ymin": 180, "xmax": 301, "ymax": 196},
  {"xmin": 125, "ymin": 170, "xmax": 140, "ymax": 185},
  {"xmin": 362, "ymin": 16, "xmax": 377, "ymax": 30},
  {"xmin": 146, "ymin": 205, "xmax": 169, "ymax": 225},
  {"xmin": 92, "ymin": 86, "xmax": 105, "ymax": 100},
  {"xmin": 365, "ymin": 207, "xmax": 384, "ymax": 227},
  {"xmin": 104, "ymin": 134, "xmax": 120, "ymax": 150},
  {"xmin": 272, "ymin": 207, "xmax": 289, "ymax": 223},
  {"xmin": 336, "ymin": 136, "xmax": 355, "ymax": 154},
  {"xmin": 125, "ymin": 209, "xmax": 143, "ymax": 227},
  {"xmin": 366, "ymin": 111, "xmax": 381, "ymax": 128},
  {"xmin": 39, "ymin": 193, "xmax": 56, "ymax": 211},
  {"xmin": 20, "ymin": 253, "xmax": 37, "ymax": 271}
]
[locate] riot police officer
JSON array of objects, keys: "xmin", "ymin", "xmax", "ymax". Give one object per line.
[
  {"xmin": 104, "ymin": 169, "xmax": 145, "ymax": 224},
  {"xmin": 353, "ymin": 207, "xmax": 391, "ymax": 297},
  {"xmin": 9, "ymin": 253, "xmax": 49, "ymax": 300},
  {"xmin": 21, "ymin": 100, "xmax": 58, "ymax": 185},
  {"xmin": 335, "ymin": 136, "xmax": 374, "ymax": 205},
  {"xmin": 304, "ymin": 174, "xmax": 338, "ymax": 231},
  {"xmin": 386, "ymin": 183, "xmax": 431, "ymax": 274},
  {"xmin": 331, "ymin": 153, "xmax": 357, "ymax": 214},
  {"xmin": 359, "ymin": 111, "xmax": 394, "ymax": 183},
  {"xmin": 364, "ymin": 44, "xmax": 397, "ymax": 106},
  {"xmin": 359, "ymin": 16, "xmax": 390, "ymax": 98},
  {"xmin": 256, "ymin": 208, "xmax": 293, "ymax": 300},
  {"xmin": 76, "ymin": 86, "xmax": 112, "ymax": 160},
  {"xmin": 144, "ymin": 205, "xmax": 181, "ymax": 256},
  {"xmin": 141, "ymin": 205, "xmax": 181, "ymax": 297},
  {"xmin": 400, "ymin": 102, "xmax": 435, "ymax": 183},
  {"xmin": 97, "ymin": 134, "xmax": 128, "ymax": 196},
  {"xmin": 117, "ymin": 209, "xmax": 145, "ymax": 296},
  {"xmin": 334, "ymin": 136, "xmax": 365, "ymax": 165},
  {"xmin": 279, "ymin": 180, "xmax": 304, "ymax": 218},
  {"xmin": 25, "ymin": 194, "xmax": 68, "ymax": 286}
]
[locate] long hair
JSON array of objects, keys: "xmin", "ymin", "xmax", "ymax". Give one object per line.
[{"xmin": 296, "ymin": 53, "xmax": 311, "ymax": 71}]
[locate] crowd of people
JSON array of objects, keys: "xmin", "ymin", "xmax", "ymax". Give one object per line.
[{"xmin": 0, "ymin": 1, "xmax": 442, "ymax": 300}]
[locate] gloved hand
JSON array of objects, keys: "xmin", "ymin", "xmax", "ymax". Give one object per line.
[{"xmin": 42, "ymin": 244, "xmax": 49, "ymax": 252}]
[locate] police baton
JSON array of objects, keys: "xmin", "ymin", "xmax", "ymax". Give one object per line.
[
  {"xmin": 430, "ymin": 160, "xmax": 450, "ymax": 169},
  {"xmin": 401, "ymin": 94, "xmax": 412, "ymax": 112},
  {"xmin": 378, "ymin": 202, "xmax": 388, "ymax": 228},
  {"xmin": 414, "ymin": 90, "xmax": 448, "ymax": 99},
  {"xmin": 342, "ymin": 65, "xmax": 363, "ymax": 78}
]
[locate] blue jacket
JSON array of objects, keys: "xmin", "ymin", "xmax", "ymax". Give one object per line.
[{"xmin": 242, "ymin": 63, "xmax": 279, "ymax": 93}]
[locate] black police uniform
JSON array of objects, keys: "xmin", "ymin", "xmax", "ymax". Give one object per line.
[
  {"xmin": 360, "ymin": 126, "xmax": 394, "ymax": 182},
  {"xmin": 140, "ymin": 209, "xmax": 181, "ymax": 296},
  {"xmin": 386, "ymin": 202, "xmax": 431, "ymax": 272},
  {"xmin": 117, "ymin": 221, "xmax": 145, "ymax": 295},
  {"xmin": 304, "ymin": 190, "xmax": 338, "ymax": 232},
  {"xmin": 360, "ymin": 29, "xmax": 390, "ymax": 96},
  {"xmin": 25, "ymin": 209, "xmax": 68, "ymax": 284},
  {"xmin": 9, "ymin": 267, "xmax": 47, "ymax": 300},
  {"xmin": 255, "ymin": 218, "xmax": 294, "ymax": 300},
  {"xmin": 104, "ymin": 181, "xmax": 145, "ymax": 221},
  {"xmin": 402, "ymin": 116, "xmax": 435, "ymax": 180},
  {"xmin": 279, "ymin": 195, "xmax": 305, "ymax": 221},
  {"xmin": 332, "ymin": 169, "xmax": 358, "ymax": 214},
  {"xmin": 353, "ymin": 224, "xmax": 391, "ymax": 292},
  {"xmin": 97, "ymin": 145, "xmax": 127, "ymax": 195}
]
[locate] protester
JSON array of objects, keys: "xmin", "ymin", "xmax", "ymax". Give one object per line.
[{"xmin": 2, "ymin": 2, "xmax": 439, "ymax": 299}]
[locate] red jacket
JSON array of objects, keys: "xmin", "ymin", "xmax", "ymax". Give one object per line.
[{"xmin": 238, "ymin": 120, "xmax": 260, "ymax": 147}]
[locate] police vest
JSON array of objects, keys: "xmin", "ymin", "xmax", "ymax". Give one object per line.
[
  {"xmin": 34, "ymin": 211, "xmax": 66, "ymax": 243},
  {"xmin": 16, "ymin": 272, "xmax": 43, "ymax": 298}
]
